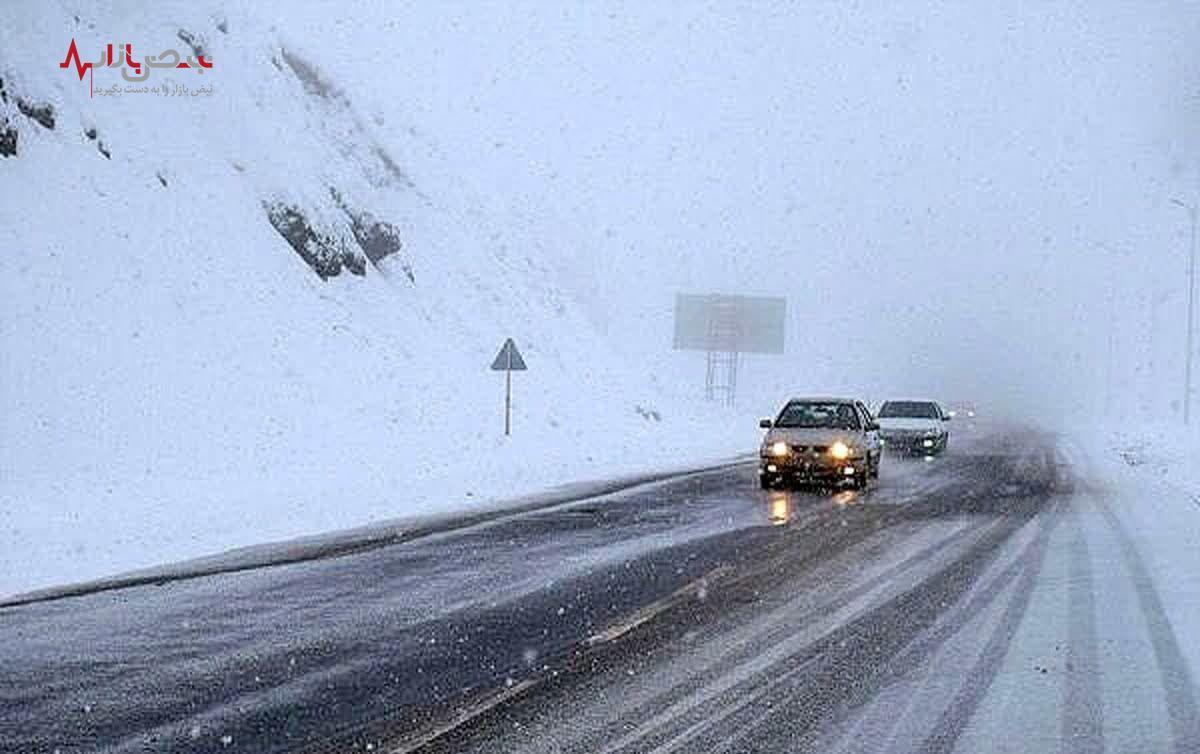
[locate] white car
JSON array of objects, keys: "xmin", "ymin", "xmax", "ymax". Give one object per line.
[{"xmin": 876, "ymin": 400, "xmax": 950, "ymax": 455}]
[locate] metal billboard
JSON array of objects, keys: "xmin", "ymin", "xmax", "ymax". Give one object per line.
[{"xmin": 673, "ymin": 294, "xmax": 787, "ymax": 354}]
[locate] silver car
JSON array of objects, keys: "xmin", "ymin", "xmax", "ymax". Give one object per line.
[
  {"xmin": 758, "ymin": 397, "xmax": 882, "ymax": 489},
  {"xmin": 876, "ymin": 399, "xmax": 950, "ymax": 455}
]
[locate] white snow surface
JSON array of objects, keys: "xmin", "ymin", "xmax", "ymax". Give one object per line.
[
  {"xmin": 0, "ymin": 3, "xmax": 752, "ymax": 598},
  {"xmin": 1103, "ymin": 422, "xmax": 1200, "ymax": 495},
  {"xmin": 1076, "ymin": 423, "xmax": 1200, "ymax": 679}
]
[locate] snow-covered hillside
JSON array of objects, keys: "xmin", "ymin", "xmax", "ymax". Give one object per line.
[{"xmin": 0, "ymin": 3, "xmax": 747, "ymax": 597}]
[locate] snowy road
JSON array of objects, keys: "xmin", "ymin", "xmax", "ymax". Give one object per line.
[{"xmin": 2, "ymin": 425, "xmax": 1197, "ymax": 753}]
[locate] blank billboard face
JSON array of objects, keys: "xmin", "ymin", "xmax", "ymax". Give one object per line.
[{"xmin": 673, "ymin": 294, "xmax": 786, "ymax": 354}]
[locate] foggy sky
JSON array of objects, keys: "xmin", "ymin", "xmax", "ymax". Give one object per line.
[{"xmin": 306, "ymin": 1, "xmax": 1199, "ymax": 420}]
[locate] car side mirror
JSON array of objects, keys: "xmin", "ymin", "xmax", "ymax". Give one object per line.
[
  {"xmin": 942, "ymin": 415, "xmax": 952, "ymax": 421},
  {"xmin": 759, "ymin": 418, "xmax": 773, "ymax": 429}
]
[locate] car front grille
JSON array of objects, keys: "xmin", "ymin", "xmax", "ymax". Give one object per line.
[{"xmin": 789, "ymin": 444, "xmax": 829, "ymax": 454}]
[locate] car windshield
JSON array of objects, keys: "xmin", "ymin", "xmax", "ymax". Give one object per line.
[
  {"xmin": 775, "ymin": 402, "xmax": 860, "ymax": 429},
  {"xmin": 879, "ymin": 401, "xmax": 940, "ymax": 419}
]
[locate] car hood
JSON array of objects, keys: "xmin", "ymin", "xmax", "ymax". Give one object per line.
[
  {"xmin": 877, "ymin": 417, "xmax": 943, "ymax": 432},
  {"xmin": 764, "ymin": 427, "xmax": 861, "ymax": 446}
]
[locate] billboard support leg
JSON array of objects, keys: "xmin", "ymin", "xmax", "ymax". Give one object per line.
[{"xmin": 704, "ymin": 349, "xmax": 738, "ymax": 406}]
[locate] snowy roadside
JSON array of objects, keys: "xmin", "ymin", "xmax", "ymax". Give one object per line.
[
  {"xmin": 0, "ymin": 422, "xmax": 757, "ymax": 602},
  {"xmin": 0, "ymin": 449, "xmax": 753, "ymax": 608},
  {"xmin": 1067, "ymin": 423, "xmax": 1200, "ymax": 682},
  {"xmin": 1104, "ymin": 423, "xmax": 1200, "ymax": 504}
]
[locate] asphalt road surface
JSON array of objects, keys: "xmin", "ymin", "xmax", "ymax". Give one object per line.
[{"xmin": 2, "ymin": 424, "xmax": 1197, "ymax": 753}]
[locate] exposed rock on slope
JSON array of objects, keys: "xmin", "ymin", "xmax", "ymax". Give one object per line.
[{"xmin": 264, "ymin": 201, "xmax": 366, "ymax": 279}]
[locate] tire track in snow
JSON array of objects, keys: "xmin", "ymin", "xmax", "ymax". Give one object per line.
[
  {"xmin": 819, "ymin": 508, "xmax": 1052, "ymax": 754},
  {"xmin": 1061, "ymin": 502, "xmax": 1105, "ymax": 754},
  {"xmin": 1095, "ymin": 495, "xmax": 1200, "ymax": 753},
  {"xmin": 588, "ymin": 518, "xmax": 995, "ymax": 754},
  {"xmin": 685, "ymin": 499, "xmax": 1059, "ymax": 753},
  {"xmin": 915, "ymin": 498, "xmax": 1062, "ymax": 754}
]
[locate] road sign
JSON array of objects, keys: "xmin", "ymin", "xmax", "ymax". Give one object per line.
[
  {"xmin": 490, "ymin": 338, "xmax": 527, "ymax": 372},
  {"xmin": 490, "ymin": 338, "xmax": 526, "ymax": 435}
]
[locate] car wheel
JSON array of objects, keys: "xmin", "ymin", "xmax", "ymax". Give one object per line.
[
  {"xmin": 870, "ymin": 454, "xmax": 880, "ymax": 478},
  {"xmin": 760, "ymin": 475, "xmax": 774, "ymax": 490}
]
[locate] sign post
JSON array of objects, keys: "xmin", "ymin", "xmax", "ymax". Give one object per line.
[{"xmin": 490, "ymin": 338, "xmax": 527, "ymax": 436}]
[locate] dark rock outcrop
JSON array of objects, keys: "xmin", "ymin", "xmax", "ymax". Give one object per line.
[
  {"xmin": 16, "ymin": 98, "xmax": 54, "ymax": 130},
  {"xmin": 329, "ymin": 187, "xmax": 415, "ymax": 282},
  {"xmin": 177, "ymin": 29, "xmax": 206, "ymax": 58},
  {"xmin": 351, "ymin": 215, "xmax": 403, "ymax": 264},
  {"xmin": 0, "ymin": 120, "xmax": 16, "ymax": 158},
  {"xmin": 265, "ymin": 202, "xmax": 366, "ymax": 280}
]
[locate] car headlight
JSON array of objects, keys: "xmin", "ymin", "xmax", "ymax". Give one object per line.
[
  {"xmin": 768, "ymin": 441, "xmax": 790, "ymax": 457},
  {"xmin": 829, "ymin": 441, "xmax": 851, "ymax": 460}
]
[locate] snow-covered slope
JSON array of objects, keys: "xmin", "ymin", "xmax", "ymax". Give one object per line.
[{"xmin": 0, "ymin": 3, "xmax": 746, "ymax": 597}]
